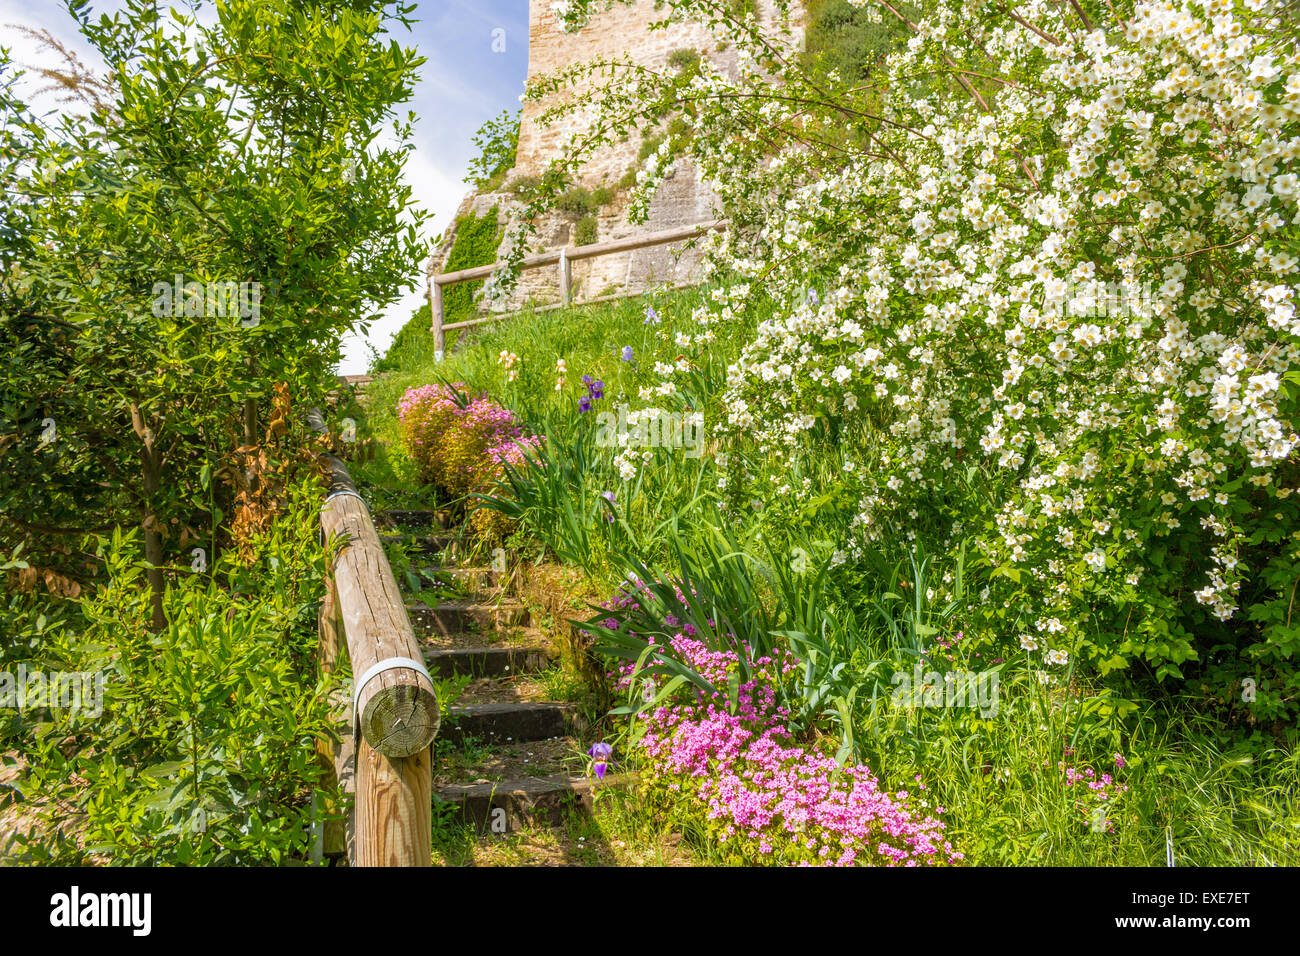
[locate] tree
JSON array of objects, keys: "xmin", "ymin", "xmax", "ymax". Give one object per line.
[
  {"xmin": 1, "ymin": 0, "xmax": 430, "ymax": 626},
  {"xmin": 465, "ymin": 108, "xmax": 520, "ymax": 189}
]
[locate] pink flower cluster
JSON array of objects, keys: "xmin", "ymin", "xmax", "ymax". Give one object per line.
[
  {"xmin": 600, "ymin": 584, "xmax": 963, "ymax": 866},
  {"xmin": 1060, "ymin": 760, "xmax": 1129, "ymax": 833},
  {"xmin": 397, "ymin": 383, "xmax": 542, "ymax": 496}
]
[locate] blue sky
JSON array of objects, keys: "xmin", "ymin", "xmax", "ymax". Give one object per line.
[{"xmin": 0, "ymin": 0, "xmax": 530, "ymax": 373}]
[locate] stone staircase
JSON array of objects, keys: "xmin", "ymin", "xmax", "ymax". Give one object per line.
[{"xmin": 374, "ymin": 508, "xmax": 613, "ymax": 839}]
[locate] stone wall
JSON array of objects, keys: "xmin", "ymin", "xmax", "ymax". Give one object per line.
[{"xmin": 429, "ymin": 0, "xmax": 805, "ymax": 317}]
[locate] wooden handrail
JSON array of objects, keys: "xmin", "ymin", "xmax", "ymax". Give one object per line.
[
  {"xmin": 428, "ymin": 219, "xmax": 727, "ymax": 356},
  {"xmin": 308, "ymin": 408, "xmax": 437, "ymax": 866}
]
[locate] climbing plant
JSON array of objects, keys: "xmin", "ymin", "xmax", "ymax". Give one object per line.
[{"xmin": 374, "ymin": 206, "xmax": 502, "ymax": 372}]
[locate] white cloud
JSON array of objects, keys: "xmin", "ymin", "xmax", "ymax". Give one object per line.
[{"xmin": 337, "ymin": 148, "xmax": 470, "ymax": 375}]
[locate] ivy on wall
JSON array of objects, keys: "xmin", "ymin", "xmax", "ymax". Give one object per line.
[{"xmin": 442, "ymin": 205, "xmax": 503, "ymax": 324}]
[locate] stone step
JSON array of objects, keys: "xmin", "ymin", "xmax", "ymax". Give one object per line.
[
  {"xmin": 425, "ymin": 646, "xmax": 555, "ymax": 679},
  {"xmin": 407, "ymin": 600, "xmax": 529, "ymax": 636},
  {"xmin": 435, "ymin": 773, "xmax": 627, "ymax": 833},
  {"xmin": 441, "ymin": 702, "xmax": 575, "ymax": 744},
  {"xmin": 374, "ymin": 509, "xmax": 451, "ymax": 532},
  {"xmin": 443, "ymin": 566, "xmax": 507, "ymax": 593},
  {"xmin": 419, "ymin": 623, "xmax": 551, "ymax": 653},
  {"xmin": 380, "ymin": 532, "xmax": 455, "ymax": 558},
  {"xmin": 406, "ymin": 566, "xmax": 508, "ymax": 604}
]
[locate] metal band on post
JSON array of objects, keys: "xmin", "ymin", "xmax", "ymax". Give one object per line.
[
  {"xmin": 352, "ymin": 655, "xmax": 435, "ymax": 725},
  {"xmin": 323, "ymin": 489, "xmax": 368, "ymax": 508}
]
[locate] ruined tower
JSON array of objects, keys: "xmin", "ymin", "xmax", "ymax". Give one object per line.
[{"xmin": 428, "ymin": 0, "xmax": 805, "ymax": 316}]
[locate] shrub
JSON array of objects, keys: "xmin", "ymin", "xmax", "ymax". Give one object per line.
[
  {"xmin": 545, "ymin": 0, "xmax": 1300, "ymax": 716},
  {"xmin": 465, "ymin": 109, "xmax": 520, "ymax": 189},
  {"xmin": 667, "ymin": 48, "xmax": 701, "ymax": 73},
  {"xmin": 396, "ymin": 384, "xmax": 542, "ymax": 538},
  {"xmin": 557, "ymin": 185, "xmax": 613, "ymax": 218},
  {"xmin": 597, "ymin": 582, "xmax": 962, "ymax": 866},
  {"xmin": 574, "ymin": 215, "xmax": 598, "ymax": 246},
  {"xmin": 666, "ymin": 116, "xmax": 693, "ymax": 141},
  {"xmin": 509, "ymin": 174, "xmax": 542, "ymax": 199},
  {"xmin": 803, "ymin": 0, "xmax": 920, "ymax": 83},
  {"xmin": 4, "ymin": 481, "xmax": 341, "ymax": 865},
  {"xmin": 376, "ymin": 206, "xmax": 502, "ymax": 373},
  {"xmin": 442, "ymin": 206, "xmax": 502, "ymax": 325},
  {"xmin": 637, "ymin": 133, "xmax": 665, "ymax": 162}
]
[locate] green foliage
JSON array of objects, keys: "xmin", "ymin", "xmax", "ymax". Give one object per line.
[
  {"xmin": 803, "ymin": 0, "xmax": 921, "ymax": 83},
  {"xmin": 0, "ymin": 0, "xmax": 429, "ymax": 602},
  {"xmin": 574, "ymin": 215, "xmax": 598, "ymax": 246},
  {"xmin": 3, "ymin": 481, "xmax": 342, "ymax": 865},
  {"xmin": 373, "ymin": 206, "xmax": 502, "ymax": 374},
  {"xmin": 666, "ymin": 117, "xmax": 693, "ymax": 141},
  {"xmin": 638, "ymin": 134, "xmax": 665, "ymax": 162},
  {"xmin": 509, "ymin": 174, "xmax": 542, "ymax": 199},
  {"xmin": 556, "ymin": 185, "xmax": 613, "ymax": 218},
  {"xmin": 465, "ymin": 109, "xmax": 520, "ymax": 189},
  {"xmin": 443, "ymin": 206, "xmax": 503, "ymax": 326},
  {"xmin": 372, "ymin": 302, "xmax": 435, "ymax": 375},
  {"xmin": 667, "ymin": 48, "xmax": 701, "ymax": 73},
  {"xmin": 363, "ymin": 274, "xmax": 1300, "ymax": 866}
]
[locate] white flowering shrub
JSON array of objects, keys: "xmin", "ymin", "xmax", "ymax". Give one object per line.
[{"xmin": 527, "ymin": 0, "xmax": 1300, "ymax": 718}]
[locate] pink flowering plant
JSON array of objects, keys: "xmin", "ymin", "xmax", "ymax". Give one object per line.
[
  {"xmin": 396, "ymin": 382, "xmax": 542, "ymax": 537},
  {"xmin": 586, "ymin": 576, "xmax": 962, "ymax": 866}
]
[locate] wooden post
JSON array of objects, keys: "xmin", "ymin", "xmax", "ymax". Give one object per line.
[
  {"xmin": 355, "ymin": 741, "xmax": 432, "ymax": 867},
  {"xmin": 559, "ymin": 247, "xmax": 572, "ymax": 307},
  {"xmin": 427, "ymin": 219, "xmax": 728, "ymax": 344},
  {"xmin": 306, "ymin": 408, "xmax": 439, "ymax": 866},
  {"xmin": 313, "ymin": 573, "xmax": 349, "ymax": 860},
  {"xmin": 430, "ymin": 276, "xmax": 445, "ymax": 360},
  {"xmin": 320, "ymin": 473, "xmax": 440, "ymax": 758}
]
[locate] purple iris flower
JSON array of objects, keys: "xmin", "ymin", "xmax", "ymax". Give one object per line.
[
  {"xmin": 601, "ymin": 490, "xmax": 616, "ymax": 522},
  {"xmin": 808, "ymin": 289, "xmax": 819, "ymax": 306},
  {"xmin": 577, "ymin": 374, "xmax": 604, "ymax": 412},
  {"xmin": 588, "ymin": 741, "xmax": 614, "ymax": 780},
  {"xmin": 644, "ymin": 306, "xmax": 659, "ymax": 325},
  {"xmin": 621, "ymin": 345, "xmax": 634, "ymax": 362}
]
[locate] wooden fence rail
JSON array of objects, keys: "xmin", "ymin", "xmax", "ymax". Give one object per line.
[
  {"xmin": 428, "ymin": 219, "xmax": 727, "ymax": 357},
  {"xmin": 308, "ymin": 408, "xmax": 439, "ymax": 866}
]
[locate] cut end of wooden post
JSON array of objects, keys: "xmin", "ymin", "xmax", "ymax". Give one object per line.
[{"xmin": 360, "ymin": 682, "xmax": 441, "ymax": 758}]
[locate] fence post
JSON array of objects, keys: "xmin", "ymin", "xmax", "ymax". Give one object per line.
[
  {"xmin": 307, "ymin": 408, "xmax": 439, "ymax": 866},
  {"xmin": 313, "ymin": 573, "xmax": 348, "ymax": 860},
  {"xmin": 559, "ymin": 247, "xmax": 571, "ymax": 307},
  {"xmin": 429, "ymin": 221, "xmax": 727, "ymax": 336},
  {"xmin": 430, "ymin": 276, "xmax": 445, "ymax": 361}
]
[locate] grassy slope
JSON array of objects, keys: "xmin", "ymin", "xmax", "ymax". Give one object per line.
[{"xmin": 360, "ymin": 290, "xmax": 1300, "ymax": 866}]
